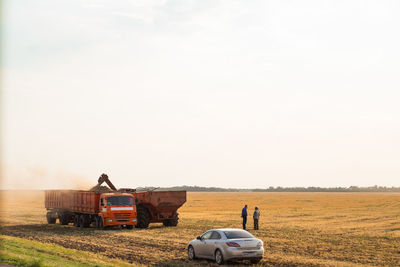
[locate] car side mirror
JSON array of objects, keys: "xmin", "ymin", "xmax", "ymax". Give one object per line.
[{"xmin": 196, "ymin": 236, "xmax": 201, "ymax": 240}]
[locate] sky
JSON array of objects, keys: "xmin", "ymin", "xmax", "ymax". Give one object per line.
[{"xmin": 1, "ymin": 0, "xmax": 400, "ymax": 189}]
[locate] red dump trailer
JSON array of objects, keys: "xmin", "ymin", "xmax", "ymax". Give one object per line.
[
  {"xmin": 45, "ymin": 190, "xmax": 137, "ymax": 229},
  {"xmin": 133, "ymin": 190, "xmax": 187, "ymax": 228}
]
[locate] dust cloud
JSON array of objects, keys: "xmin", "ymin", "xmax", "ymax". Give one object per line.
[{"xmin": 1, "ymin": 165, "xmax": 94, "ymax": 190}]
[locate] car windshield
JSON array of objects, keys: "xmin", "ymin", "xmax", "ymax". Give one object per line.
[
  {"xmin": 107, "ymin": 196, "xmax": 133, "ymax": 206},
  {"xmin": 223, "ymin": 230, "xmax": 255, "ymax": 239}
]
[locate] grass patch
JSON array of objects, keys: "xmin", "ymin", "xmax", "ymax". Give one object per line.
[{"xmin": 0, "ymin": 235, "xmax": 142, "ymax": 267}]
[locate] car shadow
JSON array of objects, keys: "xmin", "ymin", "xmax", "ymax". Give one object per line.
[{"xmin": 155, "ymin": 258, "xmax": 262, "ymax": 266}]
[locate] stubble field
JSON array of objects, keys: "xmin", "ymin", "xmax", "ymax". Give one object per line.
[{"xmin": 1, "ymin": 191, "xmax": 400, "ymax": 266}]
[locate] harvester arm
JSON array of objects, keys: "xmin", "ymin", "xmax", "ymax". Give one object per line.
[{"xmin": 90, "ymin": 173, "xmax": 117, "ymax": 191}]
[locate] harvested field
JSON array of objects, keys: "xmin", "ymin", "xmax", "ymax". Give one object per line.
[{"xmin": 1, "ymin": 191, "xmax": 400, "ymax": 266}]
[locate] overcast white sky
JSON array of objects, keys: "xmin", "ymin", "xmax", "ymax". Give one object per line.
[{"xmin": 2, "ymin": 0, "xmax": 400, "ymax": 189}]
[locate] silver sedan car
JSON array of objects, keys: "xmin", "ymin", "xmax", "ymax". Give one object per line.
[{"xmin": 187, "ymin": 228, "xmax": 264, "ymax": 265}]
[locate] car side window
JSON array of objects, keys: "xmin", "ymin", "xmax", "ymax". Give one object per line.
[
  {"xmin": 210, "ymin": 231, "xmax": 221, "ymax": 240},
  {"xmin": 201, "ymin": 231, "xmax": 212, "ymax": 240}
]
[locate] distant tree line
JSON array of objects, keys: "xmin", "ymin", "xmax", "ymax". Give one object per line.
[{"xmin": 137, "ymin": 185, "xmax": 400, "ymax": 192}]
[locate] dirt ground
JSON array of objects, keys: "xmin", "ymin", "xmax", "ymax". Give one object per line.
[{"xmin": 1, "ymin": 191, "xmax": 400, "ymax": 266}]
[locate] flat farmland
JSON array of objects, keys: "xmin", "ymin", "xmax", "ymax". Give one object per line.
[{"xmin": 1, "ymin": 191, "xmax": 400, "ymax": 266}]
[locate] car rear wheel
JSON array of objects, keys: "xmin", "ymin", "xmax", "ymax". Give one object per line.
[
  {"xmin": 215, "ymin": 249, "xmax": 224, "ymax": 265},
  {"xmin": 188, "ymin": 245, "xmax": 196, "ymax": 261},
  {"xmin": 251, "ymin": 258, "xmax": 262, "ymax": 264}
]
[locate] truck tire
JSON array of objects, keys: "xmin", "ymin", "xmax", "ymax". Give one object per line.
[
  {"xmin": 79, "ymin": 215, "xmax": 90, "ymax": 228},
  {"xmin": 46, "ymin": 212, "xmax": 56, "ymax": 224},
  {"xmin": 136, "ymin": 205, "xmax": 150, "ymax": 228},
  {"xmin": 163, "ymin": 212, "xmax": 179, "ymax": 227},
  {"xmin": 84, "ymin": 215, "xmax": 91, "ymax": 227},
  {"xmin": 97, "ymin": 216, "xmax": 105, "ymax": 229},
  {"xmin": 74, "ymin": 215, "xmax": 80, "ymax": 227},
  {"xmin": 59, "ymin": 213, "xmax": 69, "ymax": 225}
]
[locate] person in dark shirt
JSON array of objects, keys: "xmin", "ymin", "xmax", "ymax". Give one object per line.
[{"xmin": 241, "ymin": 205, "xmax": 248, "ymax": 230}]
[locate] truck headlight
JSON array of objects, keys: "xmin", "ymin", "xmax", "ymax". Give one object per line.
[
  {"xmin": 132, "ymin": 219, "xmax": 137, "ymax": 222},
  {"xmin": 107, "ymin": 219, "xmax": 113, "ymax": 222}
]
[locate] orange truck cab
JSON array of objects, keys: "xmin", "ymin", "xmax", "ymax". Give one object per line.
[{"xmin": 99, "ymin": 193, "xmax": 137, "ymax": 228}]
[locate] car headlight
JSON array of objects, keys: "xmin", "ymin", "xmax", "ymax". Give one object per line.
[{"xmin": 257, "ymin": 241, "xmax": 263, "ymax": 248}]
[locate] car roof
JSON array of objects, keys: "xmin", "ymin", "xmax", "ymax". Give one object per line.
[{"xmin": 207, "ymin": 228, "xmax": 247, "ymax": 232}]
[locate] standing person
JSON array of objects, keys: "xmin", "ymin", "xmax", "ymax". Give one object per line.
[
  {"xmin": 253, "ymin": 206, "xmax": 260, "ymax": 230},
  {"xmin": 241, "ymin": 205, "xmax": 248, "ymax": 230}
]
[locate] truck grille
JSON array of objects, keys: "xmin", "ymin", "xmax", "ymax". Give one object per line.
[{"xmin": 114, "ymin": 213, "xmax": 131, "ymax": 219}]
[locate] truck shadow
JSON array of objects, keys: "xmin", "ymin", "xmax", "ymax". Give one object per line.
[{"xmin": 0, "ymin": 223, "xmax": 140, "ymax": 237}]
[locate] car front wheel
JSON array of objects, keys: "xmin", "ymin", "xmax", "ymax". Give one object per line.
[
  {"xmin": 215, "ymin": 249, "xmax": 224, "ymax": 265},
  {"xmin": 188, "ymin": 245, "xmax": 196, "ymax": 260}
]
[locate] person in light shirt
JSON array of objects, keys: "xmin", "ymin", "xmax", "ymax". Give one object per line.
[{"xmin": 253, "ymin": 206, "xmax": 260, "ymax": 230}]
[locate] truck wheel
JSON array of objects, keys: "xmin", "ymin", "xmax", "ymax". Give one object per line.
[
  {"xmin": 79, "ymin": 215, "xmax": 85, "ymax": 228},
  {"xmin": 98, "ymin": 217, "xmax": 105, "ymax": 229},
  {"xmin": 59, "ymin": 214, "xmax": 69, "ymax": 225},
  {"xmin": 46, "ymin": 212, "xmax": 56, "ymax": 224},
  {"xmin": 126, "ymin": 225, "xmax": 133, "ymax": 229},
  {"xmin": 79, "ymin": 215, "xmax": 90, "ymax": 228},
  {"xmin": 136, "ymin": 206, "xmax": 150, "ymax": 228},
  {"xmin": 84, "ymin": 215, "xmax": 91, "ymax": 227},
  {"xmin": 94, "ymin": 216, "xmax": 100, "ymax": 228},
  {"xmin": 74, "ymin": 215, "xmax": 80, "ymax": 227}
]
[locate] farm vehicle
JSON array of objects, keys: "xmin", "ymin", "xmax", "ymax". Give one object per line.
[
  {"xmin": 45, "ymin": 190, "xmax": 137, "ymax": 229},
  {"xmin": 100, "ymin": 175, "xmax": 187, "ymax": 228},
  {"xmin": 45, "ymin": 174, "xmax": 186, "ymax": 229}
]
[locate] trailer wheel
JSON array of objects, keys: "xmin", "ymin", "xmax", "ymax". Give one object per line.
[
  {"xmin": 74, "ymin": 215, "xmax": 80, "ymax": 227},
  {"xmin": 163, "ymin": 212, "xmax": 179, "ymax": 227},
  {"xmin": 46, "ymin": 212, "xmax": 56, "ymax": 224},
  {"xmin": 136, "ymin": 205, "xmax": 150, "ymax": 228}
]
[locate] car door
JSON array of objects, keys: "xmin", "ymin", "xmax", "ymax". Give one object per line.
[
  {"xmin": 196, "ymin": 231, "xmax": 212, "ymax": 257},
  {"xmin": 203, "ymin": 231, "xmax": 222, "ymax": 258}
]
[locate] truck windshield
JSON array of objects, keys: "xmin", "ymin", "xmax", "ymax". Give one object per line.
[{"xmin": 107, "ymin": 196, "xmax": 134, "ymax": 206}]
